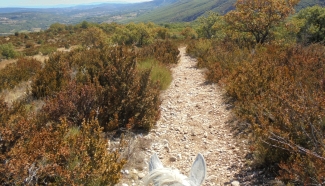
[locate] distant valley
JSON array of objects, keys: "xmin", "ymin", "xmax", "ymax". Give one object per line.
[{"xmin": 0, "ymin": 0, "xmax": 324, "ymax": 35}]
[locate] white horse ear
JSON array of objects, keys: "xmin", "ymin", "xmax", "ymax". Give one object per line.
[
  {"xmin": 149, "ymin": 153, "xmax": 163, "ymax": 172},
  {"xmin": 189, "ymin": 153, "xmax": 206, "ymax": 185}
]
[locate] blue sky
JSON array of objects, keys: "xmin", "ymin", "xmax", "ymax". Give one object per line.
[{"xmin": 0, "ymin": 0, "xmax": 151, "ymax": 8}]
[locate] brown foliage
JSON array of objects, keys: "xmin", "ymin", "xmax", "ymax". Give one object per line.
[
  {"xmin": 188, "ymin": 38, "xmax": 325, "ymax": 184},
  {"xmin": 0, "ymin": 58, "xmax": 42, "ymax": 91},
  {"xmin": 0, "ymin": 23, "xmax": 178, "ymax": 185},
  {"xmin": 33, "ymin": 46, "xmax": 161, "ymax": 131},
  {"xmin": 225, "ymin": 0, "xmax": 299, "ymax": 44},
  {"xmin": 31, "ymin": 52, "xmax": 72, "ymax": 98},
  {"xmin": 139, "ymin": 40, "xmax": 180, "ymax": 65},
  {"xmin": 96, "ymin": 46, "xmax": 161, "ymax": 131},
  {"xmin": 39, "ymin": 81, "xmax": 101, "ymax": 126},
  {"xmin": 1, "ymin": 116, "xmax": 125, "ymax": 185},
  {"xmin": 225, "ymin": 44, "xmax": 325, "ymax": 184},
  {"xmin": 186, "ymin": 39, "xmax": 250, "ymax": 83}
]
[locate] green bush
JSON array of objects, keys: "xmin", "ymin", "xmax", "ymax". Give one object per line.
[
  {"xmin": 0, "ymin": 43, "xmax": 18, "ymax": 59},
  {"xmin": 38, "ymin": 45, "xmax": 57, "ymax": 55},
  {"xmin": 295, "ymin": 5, "xmax": 325, "ymax": 44},
  {"xmin": 138, "ymin": 58, "xmax": 172, "ymax": 90}
]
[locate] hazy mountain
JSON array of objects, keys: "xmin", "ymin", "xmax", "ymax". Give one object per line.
[
  {"xmin": 0, "ymin": 0, "xmax": 324, "ymax": 35},
  {"xmin": 132, "ymin": 0, "xmax": 325, "ymax": 23},
  {"xmin": 132, "ymin": 0, "xmax": 235, "ymax": 23}
]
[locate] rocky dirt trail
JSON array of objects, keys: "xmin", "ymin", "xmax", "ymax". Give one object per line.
[{"xmin": 116, "ymin": 47, "xmax": 252, "ymax": 186}]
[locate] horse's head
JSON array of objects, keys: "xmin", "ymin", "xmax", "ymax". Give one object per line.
[{"xmin": 144, "ymin": 153, "xmax": 206, "ymax": 186}]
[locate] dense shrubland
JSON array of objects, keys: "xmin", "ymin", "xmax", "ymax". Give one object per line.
[
  {"xmin": 2, "ymin": 1, "xmax": 324, "ymax": 184},
  {"xmin": 0, "ymin": 21, "xmax": 180, "ymax": 184},
  {"xmin": 0, "ymin": 58, "xmax": 41, "ymax": 91},
  {"xmin": 188, "ymin": 1, "xmax": 325, "ymax": 185}
]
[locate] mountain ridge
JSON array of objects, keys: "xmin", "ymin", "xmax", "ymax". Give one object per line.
[{"xmin": 0, "ymin": 0, "xmax": 324, "ymax": 35}]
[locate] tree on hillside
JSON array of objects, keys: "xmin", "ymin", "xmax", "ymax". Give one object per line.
[
  {"xmin": 225, "ymin": 0, "xmax": 299, "ymax": 44},
  {"xmin": 197, "ymin": 11, "xmax": 220, "ymax": 39},
  {"xmin": 135, "ymin": 23, "xmax": 152, "ymax": 46},
  {"xmin": 295, "ymin": 5, "xmax": 325, "ymax": 44},
  {"xmin": 49, "ymin": 22, "xmax": 66, "ymax": 32},
  {"xmin": 81, "ymin": 27, "xmax": 109, "ymax": 49}
]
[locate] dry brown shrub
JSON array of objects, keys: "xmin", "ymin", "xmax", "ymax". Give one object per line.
[
  {"xmin": 188, "ymin": 38, "xmax": 325, "ymax": 184},
  {"xmin": 32, "ymin": 46, "xmax": 161, "ymax": 131},
  {"xmin": 1, "ymin": 115, "xmax": 125, "ymax": 185},
  {"xmin": 138, "ymin": 40, "xmax": 180, "ymax": 65},
  {"xmin": 186, "ymin": 39, "xmax": 251, "ymax": 83},
  {"xmin": 225, "ymin": 44, "xmax": 325, "ymax": 185},
  {"xmin": 0, "ymin": 58, "xmax": 42, "ymax": 91}
]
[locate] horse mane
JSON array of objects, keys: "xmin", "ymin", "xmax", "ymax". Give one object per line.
[{"xmin": 143, "ymin": 167, "xmax": 194, "ymax": 186}]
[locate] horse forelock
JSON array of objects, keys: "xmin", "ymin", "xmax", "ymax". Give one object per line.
[{"xmin": 143, "ymin": 167, "xmax": 195, "ymax": 186}]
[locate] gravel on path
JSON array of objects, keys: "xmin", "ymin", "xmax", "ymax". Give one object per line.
[{"xmin": 116, "ymin": 47, "xmax": 251, "ymax": 186}]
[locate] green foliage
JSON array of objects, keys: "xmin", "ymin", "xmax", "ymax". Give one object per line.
[
  {"xmin": 155, "ymin": 27, "xmax": 170, "ymax": 40},
  {"xmin": 0, "ymin": 58, "xmax": 42, "ymax": 91},
  {"xmin": 295, "ymin": 5, "xmax": 325, "ymax": 44},
  {"xmin": 137, "ymin": 58, "xmax": 173, "ymax": 90},
  {"xmin": 81, "ymin": 27, "xmax": 110, "ymax": 48},
  {"xmin": 225, "ymin": 0, "xmax": 299, "ymax": 44},
  {"xmin": 81, "ymin": 21, "xmax": 90, "ymax": 29},
  {"xmin": 0, "ymin": 18, "xmax": 184, "ymax": 186},
  {"xmin": 133, "ymin": 0, "xmax": 235, "ymax": 23},
  {"xmin": 49, "ymin": 22, "xmax": 67, "ymax": 32},
  {"xmin": 112, "ymin": 22, "xmax": 155, "ymax": 46},
  {"xmin": 38, "ymin": 45, "xmax": 57, "ymax": 55},
  {"xmin": 196, "ymin": 11, "xmax": 220, "ymax": 39},
  {"xmin": 0, "ymin": 43, "xmax": 19, "ymax": 59}
]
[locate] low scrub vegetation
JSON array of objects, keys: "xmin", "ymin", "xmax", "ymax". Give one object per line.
[
  {"xmin": 0, "ymin": 21, "xmax": 180, "ymax": 184},
  {"xmin": 188, "ymin": 3, "xmax": 325, "ymax": 185},
  {"xmin": 0, "ymin": 58, "xmax": 41, "ymax": 91},
  {"xmin": 33, "ymin": 46, "xmax": 162, "ymax": 131},
  {"xmin": 0, "ymin": 98, "xmax": 126, "ymax": 185},
  {"xmin": 0, "ymin": 43, "xmax": 19, "ymax": 59},
  {"xmin": 138, "ymin": 58, "xmax": 173, "ymax": 90},
  {"xmin": 2, "ymin": 1, "xmax": 324, "ymax": 184}
]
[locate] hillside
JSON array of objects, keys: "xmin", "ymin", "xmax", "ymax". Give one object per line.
[
  {"xmin": 131, "ymin": 0, "xmax": 325, "ymax": 23},
  {"xmin": 0, "ymin": 0, "xmax": 324, "ymax": 35},
  {"xmin": 0, "ymin": 0, "xmax": 177, "ymax": 35},
  {"xmin": 132, "ymin": 0, "xmax": 235, "ymax": 23}
]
